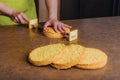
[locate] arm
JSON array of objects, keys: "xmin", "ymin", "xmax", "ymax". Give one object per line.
[
  {"xmin": 0, "ymin": 2, "xmax": 29, "ymax": 24},
  {"xmin": 0, "ymin": 2, "xmax": 13, "ymax": 16},
  {"xmin": 45, "ymin": 0, "xmax": 58, "ymax": 20},
  {"xmin": 44, "ymin": 0, "xmax": 72, "ymax": 33}
]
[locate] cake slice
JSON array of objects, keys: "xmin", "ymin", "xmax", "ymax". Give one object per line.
[
  {"xmin": 51, "ymin": 44, "xmax": 85, "ymax": 69},
  {"xmin": 29, "ymin": 43, "xmax": 66, "ymax": 66},
  {"xmin": 76, "ymin": 48, "xmax": 108, "ymax": 69}
]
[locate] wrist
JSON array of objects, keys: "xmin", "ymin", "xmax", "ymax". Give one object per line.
[
  {"xmin": 10, "ymin": 10, "xmax": 20, "ymax": 18},
  {"xmin": 49, "ymin": 18, "xmax": 57, "ymax": 21},
  {"xmin": 49, "ymin": 18, "xmax": 58, "ymax": 21},
  {"xmin": 49, "ymin": 14, "xmax": 58, "ymax": 20},
  {"xmin": 6, "ymin": 8, "xmax": 14, "ymax": 16}
]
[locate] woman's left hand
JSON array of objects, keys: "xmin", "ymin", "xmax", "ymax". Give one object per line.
[{"xmin": 44, "ymin": 19, "xmax": 72, "ymax": 33}]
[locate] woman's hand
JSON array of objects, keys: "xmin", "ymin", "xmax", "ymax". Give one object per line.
[
  {"xmin": 45, "ymin": 0, "xmax": 72, "ymax": 33},
  {"xmin": 0, "ymin": 2, "xmax": 29, "ymax": 24},
  {"xmin": 44, "ymin": 19, "xmax": 72, "ymax": 33},
  {"xmin": 11, "ymin": 11, "xmax": 29, "ymax": 24}
]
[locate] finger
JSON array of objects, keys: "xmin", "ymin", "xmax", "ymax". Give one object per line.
[
  {"xmin": 18, "ymin": 14, "xmax": 25, "ymax": 24},
  {"xmin": 64, "ymin": 24, "xmax": 72, "ymax": 28},
  {"xmin": 44, "ymin": 22, "xmax": 51, "ymax": 30},
  {"xmin": 13, "ymin": 19, "xmax": 17, "ymax": 23},
  {"xmin": 21, "ymin": 13, "xmax": 29, "ymax": 23},
  {"xmin": 14, "ymin": 16, "xmax": 20, "ymax": 23},
  {"xmin": 61, "ymin": 24, "xmax": 66, "ymax": 33},
  {"xmin": 53, "ymin": 23, "xmax": 58, "ymax": 32},
  {"xmin": 11, "ymin": 11, "xmax": 21, "ymax": 23},
  {"xmin": 58, "ymin": 24, "xmax": 64, "ymax": 33}
]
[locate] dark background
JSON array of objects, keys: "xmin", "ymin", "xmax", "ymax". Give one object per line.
[
  {"xmin": 35, "ymin": 0, "xmax": 120, "ymax": 20},
  {"xmin": 34, "ymin": 0, "xmax": 39, "ymax": 18},
  {"xmin": 61, "ymin": 0, "xmax": 120, "ymax": 20}
]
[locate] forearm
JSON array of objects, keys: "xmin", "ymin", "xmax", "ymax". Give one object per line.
[
  {"xmin": 45, "ymin": 0, "xmax": 58, "ymax": 20},
  {"xmin": 0, "ymin": 2, "xmax": 13, "ymax": 16}
]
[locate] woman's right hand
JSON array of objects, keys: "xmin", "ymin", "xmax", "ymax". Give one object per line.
[
  {"xmin": 0, "ymin": 2, "xmax": 29, "ymax": 24},
  {"xmin": 11, "ymin": 11, "xmax": 29, "ymax": 24}
]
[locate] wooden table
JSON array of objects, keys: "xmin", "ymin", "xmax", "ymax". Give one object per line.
[{"xmin": 0, "ymin": 17, "xmax": 120, "ymax": 80}]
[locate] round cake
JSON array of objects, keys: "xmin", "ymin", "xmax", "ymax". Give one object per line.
[{"xmin": 43, "ymin": 27, "xmax": 70, "ymax": 38}]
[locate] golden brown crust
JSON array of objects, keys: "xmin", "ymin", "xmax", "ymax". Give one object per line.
[
  {"xmin": 51, "ymin": 54, "xmax": 81, "ymax": 70},
  {"xmin": 28, "ymin": 43, "xmax": 108, "ymax": 70},
  {"xmin": 76, "ymin": 59, "xmax": 107, "ymax": 69},
  {"xmin": 75, "ymin": 48, "xmax": 108, "ymax": 69},
  {"xmin": 28, "ymin": 44, "xmax": 66, "ymax": 66},
  {"xmin": 43, "ymin": 27, "xmax": 70, "ymax": 38},
  {"xmin": 29, "ymin": 57, "xmax": 53, "ymax": 66},
  {"xmin": 51, "ymin": 45, "xmax": 85, "ymax": 69},
  {"xmin": 51, "ymin": 57, "xmax": 81, "ymax": 70},
  {"xmin": 51, "ymin": 64, "xmax": 71, "ymax": 70}
]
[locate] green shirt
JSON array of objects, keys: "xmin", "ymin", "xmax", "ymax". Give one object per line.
[{"xmin": 0, "ymin": 0, "xmax": 37, "ymax": 25}]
